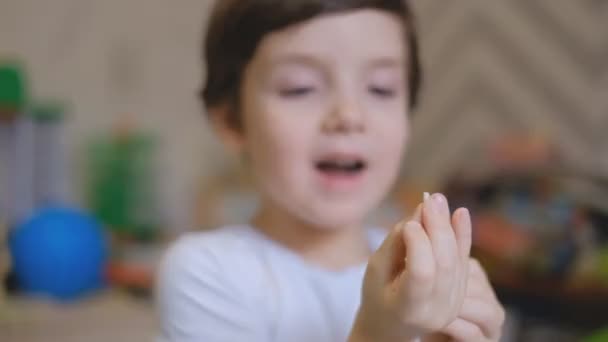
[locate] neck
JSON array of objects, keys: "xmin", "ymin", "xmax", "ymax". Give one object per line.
[{"xmin": 251, "ymin": 200, "xmax": 371, "ymax": 271}]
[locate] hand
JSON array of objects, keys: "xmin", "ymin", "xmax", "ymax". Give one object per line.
[
  {"xmin": 425, "ymin": 259, "xmax": 505, "ymax": 342},
  {"xmin": 349, "ymin": 193, "xmax": 472, "ymax": 342}
]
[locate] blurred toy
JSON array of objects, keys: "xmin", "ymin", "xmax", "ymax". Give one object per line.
[
  {"xmin": 489, "ymin": 134, "xmax": 555, "ymax": 172},
  {"xmin": 0, "ymin": 60, "xmax": 27, "ymax": 122},
  {"xmin": 584, "ymin": 328, "xmax": 608, "ymax": 342},
  {"xmin": 87, "ymin": 122, "xmax": 161, "ymax": 241},
  {"xmin": 598, "ymin": 248, "xmax": 608, "ymax": 285},
  {"xmin": 437, "ymin": 134, "xmax": 608, "ymax": 332},
  {"xmin": 31, "ymin": 101, "xmax": 71, "ymax": 207},
  {"xmin": 195, "ymin": 161, "xmax": 258, "ymax": 229},
  {"xmin": 9, "ymin": 207, "xmax": 108, "ymax": 301},
  {"xmin": 0, "ymin": 60, "xmax": 35, "ymax": 226},
  {"xmin": 473, "ymin": 213, "xmax": 534, "ymax": 262},
  {"xmin": 1, "ymin": 61, "xmax": 72, "ymax": 229},
  {"xmin": 0, "ymin": 220, "xmax": 10, "ymax": 303},
  {"xmin": 105, "ymin": 242, "xmax": 165, "ymax": 295}
]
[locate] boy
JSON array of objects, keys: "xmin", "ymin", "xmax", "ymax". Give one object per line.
[{"xmin": 157, "ymin": 1, "xmax": 505, "ymax": 341}]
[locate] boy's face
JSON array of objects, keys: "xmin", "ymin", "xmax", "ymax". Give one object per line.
[{"xmin": 229, "ymin": 9, "xmax": 410, "ymax": 229}]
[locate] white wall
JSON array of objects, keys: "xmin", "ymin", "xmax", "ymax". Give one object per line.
[
  {"xmin": 1, "ymin": 0, "xmax": 226, "ymax": 231},
  {"xmin": 3, "ymin": 0, "xmax": 605, "ymax": 229}
]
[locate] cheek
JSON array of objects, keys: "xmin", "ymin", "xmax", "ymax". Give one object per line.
[
  {"xmin": 371, "ymin": 112, "xmax": 409, "ymax": 181},
  {"xmin": 396, "ymin": 117, "xmax": 410, "ymax": 155},
  {"xmin": 377, "ymin": 111, "xmax": 409, "ymax": 154},
  {"xmin": 246, "ymin": 113, "xmax": 313, "ymax": 184}
]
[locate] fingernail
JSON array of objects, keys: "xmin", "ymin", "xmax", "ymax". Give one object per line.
[
  {"xmin": 432, "ymin": 193, "xmax": 445, "ymax": 205},
  {"xmin": 423, "ymin": 193, "xmax": 435, "ymax": 213},
  {"xmin": 460, "ymin": 208, "xmax": 470, "ymax": 222},
  {"xmin": 394, "ymin": 220, "xmax": 406, "ymax": 232}
]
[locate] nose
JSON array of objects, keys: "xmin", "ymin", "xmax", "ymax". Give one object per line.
[{"xmin": 321, "ymin": 93, "xmax": 365, "ymax": 134}]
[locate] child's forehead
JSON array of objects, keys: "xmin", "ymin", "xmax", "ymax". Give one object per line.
[{"xmin": 256, "ymin": 9, "xmax": 406, "ymax": 66}]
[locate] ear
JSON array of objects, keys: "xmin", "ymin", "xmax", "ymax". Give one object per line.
[{"xmin": 208, "ymin": 104, "xmax": 245, "ymax": 153}]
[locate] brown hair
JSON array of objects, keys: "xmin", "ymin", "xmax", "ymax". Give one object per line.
[{"xmin": 201, "ymin": 0, "xmax": 421, "ymax": 129}]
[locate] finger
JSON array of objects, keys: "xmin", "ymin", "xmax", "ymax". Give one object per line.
[
  {"xmin": 422, "ymin": 193, "xmax": 457, "ymax": 264},
  {"xmin": 422, "ymin": 194, "xmax": 461, "ymax": 322},
  {"xmin": 451, "ymin": 208, "xmax": 472, "ymax": 261},
  {"xmin": 465, "ymin": 260, "xmax": 505, "ymax": 339},
  {"xmin": 468, "ymin": 259, "xmax": 500, "ymax": 301},
  {"xmin": 411, "ymin": 203, "xmax": 423, "ymax": 223},
  {"xmin": 469, "ymin": 259, "xmax": 489, "ymax": 280},
  {"xmin": 423, "ymin": 333, "xmax": 451, "ymax": 342},
  {"xmin": 423, "ymin": 193, "xmax": 451, "ymax": 226},
  {"xmin": 458, "ymin": 298, "xmax": 505, "ymax": 339},
  {"xmin": 368, "ymin": 222, "xmax": 407, "ymax": 285},
  {"xmin": 399, "ymin": 220, "xmax": 435, "ymax": 299},
  {"xmin": 452, "ymin": 209, "xmax": 472, "ymax": 305},
  {"xmin": 441, "ymin": 318, "xmax": 486, "ymax": 342},
  {"xmin": 467, "ymin": 275, "xmax": 496, "ymax": 302},
  {"xmin": 465, "ymin": 276, "xmax": 491, "ymax": 299}
]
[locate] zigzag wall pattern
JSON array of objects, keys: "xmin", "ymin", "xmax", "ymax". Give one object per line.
[{"xmin": 404, "ymin": 0, "xmax": 607, "ymax": 189}]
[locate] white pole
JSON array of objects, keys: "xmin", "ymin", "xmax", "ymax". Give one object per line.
[{"xmin": 11, "ymin": 116, "xmax": 36, "ymax": 225}]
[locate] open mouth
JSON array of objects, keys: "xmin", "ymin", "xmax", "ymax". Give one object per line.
[
  {"xmin": 314, "ymin": 154, "xmax": 368, "ymax": 191},
  {"xmin": 315, "ymin": 154, "xmax": 368, "ymax": 177}
]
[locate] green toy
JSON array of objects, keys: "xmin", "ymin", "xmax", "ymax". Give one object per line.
[
  {"xmin": 0, "ymin": 61, "xmax": 28, "ymax": 121},
  {"xmin": 87, "ymin": 129, "xmax": 161, "ymax": 241},
  {"xmin": 585, "ymin": 328, "xmax": 608, "ymax": 342},
  {"xmin": 598, "ymin": 247, "xmax": 608, "ymax": 285}
]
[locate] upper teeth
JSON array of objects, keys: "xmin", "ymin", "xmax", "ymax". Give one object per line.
[
  {"xmin": 318, "ymin": 160, "xmax": 362, "ymax": 169},
  {"xmin": 334, "ymin": 160, "xmax": 358, "ymax": 167}
]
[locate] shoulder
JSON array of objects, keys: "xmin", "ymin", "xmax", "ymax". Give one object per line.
[
  {"xmin": 157, "ymin": 226, "xmax": 274, "ymax": 339},
  {"xmin": 159, "ymin": 225, "xmax": 265, "ymax": 280},
  {"xmin": 161, "ymin": 225, "xmax": 255, "ymax": 265},
  {"xmin": 157, "ymin": 225, "xmax": 270, "ymax": 302}
]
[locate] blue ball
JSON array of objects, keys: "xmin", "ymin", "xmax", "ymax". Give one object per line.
[{"xmin": 9, "ymin": 207, "xmax": 108, "ymax": 300}]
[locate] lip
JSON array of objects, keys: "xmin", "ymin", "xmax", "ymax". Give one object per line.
[
  {"xmin": 313, "ymin": 151, "xmax": 368, "ymax": 193},
  {"xmin": 314, "ymin": 151, "xmax": 366, "ymax": 164}
]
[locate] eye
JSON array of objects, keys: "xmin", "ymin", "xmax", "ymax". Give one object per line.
[
  {"xmin": 280, "ymin": 87, "xmax": 315, "ymax": 98},
  {"xmin": 369, "ymin": 85, "xmax": 396, "ymax": 98}
]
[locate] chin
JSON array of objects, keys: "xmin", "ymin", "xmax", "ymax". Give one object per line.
[{"xmin": 298, "ymin": 202, "xmax": 372, "ymax": 231}]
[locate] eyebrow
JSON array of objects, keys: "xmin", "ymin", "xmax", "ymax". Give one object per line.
[
  {"xmin": 366, "ymin": 57, "xmax": 404, "ymax": 69},
  {"xmin": 267, "ymin": 54, "xmax": 326, "ymax": 69},
  {"xmin": 268, "ymin": 54, "xmax": 404, "ymax": 70}
]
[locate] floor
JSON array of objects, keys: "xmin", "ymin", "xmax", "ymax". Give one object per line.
[
  {"xmin": 0, "ymin": 291, "xmax": 156, "ymax": 342},
  {"xmin": 0, "ymin": 290, "xmax": 587, "ymax": 342}
]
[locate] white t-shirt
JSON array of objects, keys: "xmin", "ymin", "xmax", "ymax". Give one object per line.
[{"xmin": 157, "ymin": 225, "xmax": 387, "ymax": 342}]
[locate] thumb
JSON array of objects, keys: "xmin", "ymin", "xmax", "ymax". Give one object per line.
[
  {"xmin": 368, "ymin": 202, "xmax": 425, "ymax": 286},
  {"xmin": 410, "ymin": 203, "xmax": 423, "ymax": 223},
  {"xmin": 368, "ymin": 221, "xmax": 407, "ymax": 285}
]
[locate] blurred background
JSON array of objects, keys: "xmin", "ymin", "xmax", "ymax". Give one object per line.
[{"xmin": 1, "ymin": 0, "xmax": 607, "ymax": 341}]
